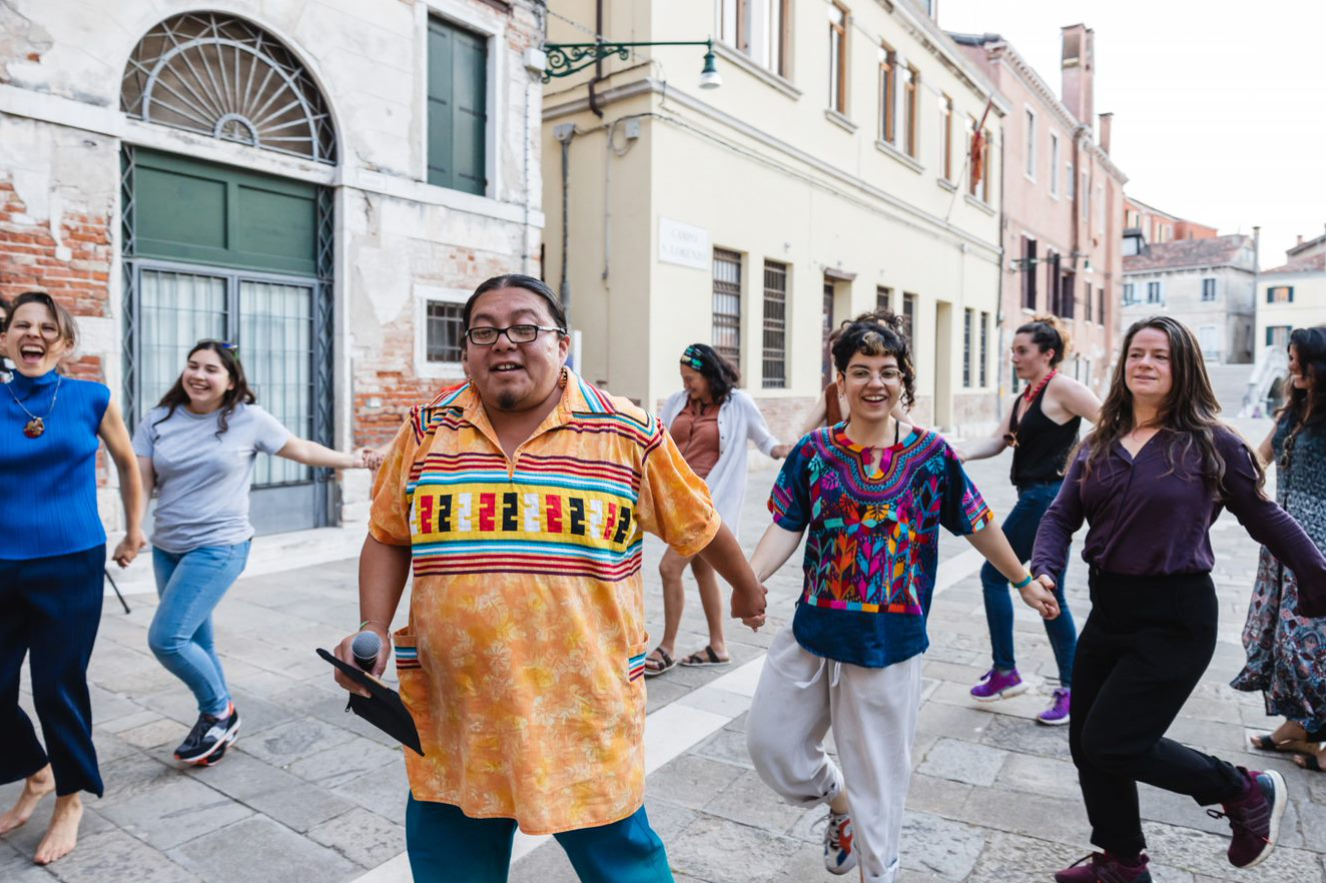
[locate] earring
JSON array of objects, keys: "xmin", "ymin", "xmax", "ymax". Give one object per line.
[{"xmin": 559, "ymin": 366, "xmax": 568, "ymax": 389}]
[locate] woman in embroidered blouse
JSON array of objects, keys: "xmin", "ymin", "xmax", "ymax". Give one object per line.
[
  {"xmin": 646, "ymin": 344, "xmax": 790, "ymax": 675},
  {"xmin": 744, "ymin": 317, "xmax": 1058, "ymax": 883},
  {"xmin": 1235, "ymin": 325, "xmax": 1326, "ymax": 772},
  {"xmin": 1031, "ymin": 317, "xmax": 1326, "ymax": 882}
]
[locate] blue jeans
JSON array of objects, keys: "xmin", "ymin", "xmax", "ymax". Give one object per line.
[
  {"xmin": 405, "ymin": 796, "xmax": 674, "ymax": 883},
  {"xmin": 149, "ymin": 542, "xmax": 250, "ymax": 717},
  {"xmin": 979, "ymin": 482, "xmax": 1077, "ymax": 686}
]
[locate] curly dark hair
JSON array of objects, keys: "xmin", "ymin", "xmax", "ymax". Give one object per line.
[
  {"xmin": 680, "ymin": 343, "xmax": 739, "ymax": 404},
  {"xmin": 154, "ymin": 340, "xmax": 256, "ymax": 438},
  {"xmin": 830, "ymin": 317, "xmax": 916, "ymax": 411}
]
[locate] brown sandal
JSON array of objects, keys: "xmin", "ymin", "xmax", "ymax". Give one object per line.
[
  {"xmin": 679, "ymin": 645, "xmax": 731, "ymax": 667},
  {"xmin": 643, "ymin": 647, "xmax": 676, "ymax": 678}
]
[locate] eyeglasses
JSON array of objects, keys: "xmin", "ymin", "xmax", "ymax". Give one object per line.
[
  {"xmin": 1280, "ymin": 431, "xmax": 1297, "ymax": 471},
  {"xmin": 464, "ymin": 324, "xmax": 564, "ymax": 346},
  {"xmin": 844, "ymin": 368, "xmax": 903, "ymax": 385}
]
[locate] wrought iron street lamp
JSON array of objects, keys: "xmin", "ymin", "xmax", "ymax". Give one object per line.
[{"xmin": 542, "ymin": 39, "xmax": 722, "ymax": 90}]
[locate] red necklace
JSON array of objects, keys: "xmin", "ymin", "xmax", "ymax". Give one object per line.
[{"xmin": 1023, "ymin": 369, "xmax": 1056, "ymax": 405}]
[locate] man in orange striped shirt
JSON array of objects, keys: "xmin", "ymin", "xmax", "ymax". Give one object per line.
[{"xmin": 334, "ymin": 275, "xmax": 766, "ymax": 883}]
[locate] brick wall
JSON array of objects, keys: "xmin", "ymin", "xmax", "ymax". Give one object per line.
[{"xmin": 0, "ymin": 175, "xmax": 112, "ymax": 384}]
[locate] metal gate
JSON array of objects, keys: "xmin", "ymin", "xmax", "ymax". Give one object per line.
[{"xmin": 122, "ymin": 146, "xmax": 336, "ymax": 534}]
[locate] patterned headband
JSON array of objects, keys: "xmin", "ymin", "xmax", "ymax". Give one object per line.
[{"xmin": 681, "ymin": 346, "xmax": 706, "ymax": 370}]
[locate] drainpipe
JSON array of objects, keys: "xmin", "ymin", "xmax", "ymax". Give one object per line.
[{"xmin": 554, "ymin": 124, "xmax": 577, "ymax": 332}]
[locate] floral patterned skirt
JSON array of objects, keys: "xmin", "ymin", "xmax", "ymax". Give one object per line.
[{"xmin": 1231, "ymin": 546, "xmax": 1326, "ymax": 733}]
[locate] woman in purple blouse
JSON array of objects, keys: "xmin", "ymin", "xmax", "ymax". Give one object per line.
[{"xmin": 1031, "ymin": 316, "xmax": 1326, "ymax": 883}]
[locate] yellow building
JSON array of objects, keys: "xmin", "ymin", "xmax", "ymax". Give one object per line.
[
  {"xmin": 1255, "ymin": 251, "xmax": 1325, "ymax": 372},
  {"xmin": 542, "ymin": 0, "xmax": 1006, "ymax": 435}
]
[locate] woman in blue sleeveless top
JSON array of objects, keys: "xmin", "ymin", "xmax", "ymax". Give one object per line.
[{"xmin": 0, "ymin": 292, "xmax": 146, "ymax": 866}]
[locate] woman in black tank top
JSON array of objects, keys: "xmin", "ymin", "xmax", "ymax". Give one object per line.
[{"xmin": 958, "ymin": 318, "xmax": 1101, "ymax": 726}]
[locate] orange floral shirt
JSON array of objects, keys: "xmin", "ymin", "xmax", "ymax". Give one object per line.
[{"xmin": 369, "ymin": 371, "xmax": 720, "ymax": 834}]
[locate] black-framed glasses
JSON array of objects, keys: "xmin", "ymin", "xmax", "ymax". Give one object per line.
[{"xmin": 464, "ymin": 324, "xmax": 564, "ymax": 346}]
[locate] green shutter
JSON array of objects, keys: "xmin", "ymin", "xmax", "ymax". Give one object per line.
[
  {"xmin": 428, "ymin": 18, "xmax": 487, "ymax": 195},
  {"xmin": 133, "ymin": 149, "xmax": 317, "ymax": 275}
]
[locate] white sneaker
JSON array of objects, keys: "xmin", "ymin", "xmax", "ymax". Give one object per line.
[{"xmin": 823, "ymin": 810, "xmax": 859, "ymax": 875}]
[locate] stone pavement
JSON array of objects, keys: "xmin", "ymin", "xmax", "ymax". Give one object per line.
[{"xmin": 5, "ymin": 417, "xmax": 1324, "ymax": 883}]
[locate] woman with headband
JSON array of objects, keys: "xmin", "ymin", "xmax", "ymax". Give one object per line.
[{"xmin": 645, "ymin": 344, "xmax": 791, "ymax": 675}]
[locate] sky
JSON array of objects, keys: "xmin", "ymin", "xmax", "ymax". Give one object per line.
[{"xmin": 939, "ymin": 0, "xmax": 1326, "ymax": 265}]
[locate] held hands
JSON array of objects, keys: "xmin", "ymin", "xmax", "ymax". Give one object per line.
[
  {"xmin": 351, "ymin": 447, "xmax": 384, "ymax": 470},
  {"xmin": 112, "ymin": 527, "xmax": 148, "ymax": 568},
  {"xmin": 770, "ymin": 444, "xmax": 793, "ymax": 460},
  {"xmin": 1019, "ymin": 575, "xmax": 1061, "ymax": 620},
  {"xmin": 332, "ymin": 624, "xmax": 391, "ymax": 698},
  {"xmin": 731, "ymin": 583, "xmax": 768, "ymax": 632}
]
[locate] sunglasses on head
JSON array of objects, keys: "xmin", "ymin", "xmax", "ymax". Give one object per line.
[{"xmin": 197, "ymin": 339, "xmax": 238, "ymax": 351}]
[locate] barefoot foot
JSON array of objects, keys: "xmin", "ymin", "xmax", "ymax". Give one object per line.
[
  {"xmin": 0, "ymin": 766, "xmax": 55, "ymax": 835},
  {"xmin": 33, "ymin": 794, "xmax": 82, "ymax": 865}
]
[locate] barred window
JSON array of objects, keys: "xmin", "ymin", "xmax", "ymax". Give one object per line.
[
  {"xmin": 963, "ymin": 308, "xmax": 973, "ymax": 388},
  {"xmin": 713, "ymin": 249, "xmax": 743, "ymax": 367},
  {"xmin": 876, "ymin": 286, "xmax": 893, "ymax": 313},
  {"xmin": 979, "ymin": 311, "xmax": 989, "ymax": 387},
  {"xmin": 762, "ymin": 261, "xmax": 788, "ymax": 389},
  {"xmin": 426, "ymin": 302, "xmax": 465, "ymax": 362}
]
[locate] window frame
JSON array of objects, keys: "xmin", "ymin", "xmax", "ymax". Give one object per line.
[
  {"xmin": 962, "ymin": 308, "xmax": 974, "ymax": 388},
  {"xmin": 1049, "ymin": 131, "xmax": 1060, "ymax": 197},
  {"xmin": 414, "ymin": 284, "xmax": 472, "ymax": 379},
  {"xmin": 879, "ymin": 43, "xmax": 896, "ymax": 144},
  {"xmin": 940, "ymin": 93, "xmax": 954, "ymax": 182},
  {"xmin": 903, "ymin": 64, "xmax": 920, "ymax": 157},
  {"xmin": 979, "ymin": 310, "xmax": 989, "ymax": 387},
  {"xmin": 1022, "ymin": 235, "xmax": 1038, "ymax": 310},
  {"xmin": 1202, "ymin": 278, "xmax": 1217, "ymax": 302},
  {"xmin": 1024, "ymin": 107, "xmax": 1037, "ymax": 181},
  {"xmin": 829, "ymin": 3, "xmax": 849, "ymax": 115},
  {"xmin": 1267, "ymin": 285, "xmax": 1295, "ymax": 304},
  {"xmin": 1123, "ymin": 282, "xmax": 1136, "ymax": 305},
  {"xmin": 762, "ymin": 259, "xmax": 788, "ymax": 389},
  {"xmin": 713, "ymin": 247, "xmax": 744, "ymax": 369},
  {"xmin": 1146, "ymin": 280, "xmax": 1163, "ymax": 304}
]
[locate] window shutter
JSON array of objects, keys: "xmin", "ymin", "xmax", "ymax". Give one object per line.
[
  {"xmin": 428, "ymin": 18, "xmax": 487, "ymax": 195},
  {"xmin": 453, "ymin": 28, "xmax": 488, "ymax": 195}
]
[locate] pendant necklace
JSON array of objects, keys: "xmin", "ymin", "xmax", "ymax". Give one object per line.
[{"xmin": 6, "ymin": 375, "xmax": 62, "ymax": 438}]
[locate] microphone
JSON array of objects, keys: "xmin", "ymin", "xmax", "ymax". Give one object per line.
[{"xmin": 351, "ymin": 630, "xmax": 383, "ymax": 671}]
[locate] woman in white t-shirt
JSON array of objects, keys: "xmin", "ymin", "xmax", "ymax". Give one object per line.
[{"xmin": 133, "ymin": 341, "xmax": 370, "ymax": 767}]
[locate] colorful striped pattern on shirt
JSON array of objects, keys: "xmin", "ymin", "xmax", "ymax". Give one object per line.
[{"xmin": 403, "ymin": 378, "xmax": 660, "ymax": 583}]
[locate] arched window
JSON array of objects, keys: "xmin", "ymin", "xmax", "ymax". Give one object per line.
[{"xmin": 122, "ymin": 13, "xmax": 336, "ymax": 164}]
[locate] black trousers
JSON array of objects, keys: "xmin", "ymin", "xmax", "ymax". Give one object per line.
[
  {"xmin": 1070, "ymin": 569, "xmax": 1245, "ymax": 856},
  {"xmin": 0, "ymin": 546, "xmax": 106, "ymax": 797}
]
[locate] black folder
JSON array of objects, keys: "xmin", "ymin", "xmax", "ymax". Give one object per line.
[{"xmin": 316, "ymin": 648, "xmax": 425, "ymax": 756}]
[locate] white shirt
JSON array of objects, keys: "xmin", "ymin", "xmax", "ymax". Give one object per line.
[{"xmin": 660, "ymin": 389, "xmax": 779, "ymax": 533}]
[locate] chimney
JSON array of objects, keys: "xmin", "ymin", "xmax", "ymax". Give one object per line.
[
  {"xmin": 1298, "ymin": 235, "xmax": 1305, "ymax": 245},
  {"xmin": 1098, "ymin": 112, "xmax": 1113, "ymax": 154},
  {"xmin": 1061, "ymin": 24, "xmax": 1095, "ymax": 131}
]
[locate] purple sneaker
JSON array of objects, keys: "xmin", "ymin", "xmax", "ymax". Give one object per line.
[
  {"xmin": 1207, "ymin": 767, "xmax": 1287, "ymax": 869},
  {"xmin": 970, "ymin": 668, "xmax": 1028, "ymax": 702},
  {"xmin": 1054, "ymin": 852, "xmax": 1151, "ymax": 883},
  {"xmin": 1037, "ymin": 688, "xmax": 1071, "ymax": 726}
]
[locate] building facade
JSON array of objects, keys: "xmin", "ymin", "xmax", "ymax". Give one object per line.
[
  {"xmin": 1, "ymin": 0, "xmax": 545, "ymax": 533},
  {"xmin": 1122, "ymin": 235, "xmax": 1256, "ymax": 364},
  {"xmin": 1255, "ymin": 250, "xmax": 1325, "ymax": 364},
  {"xmin": 1123, "ymin": 196, "xmax": 1218, "ymax": 254},
  {"xmin": 953, "ymin": 24, "xmax": 1126, "ymax": 397},
  {"xmin": 541, "ymin": 0, "xmax": 1007, "ymax": 436}
]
